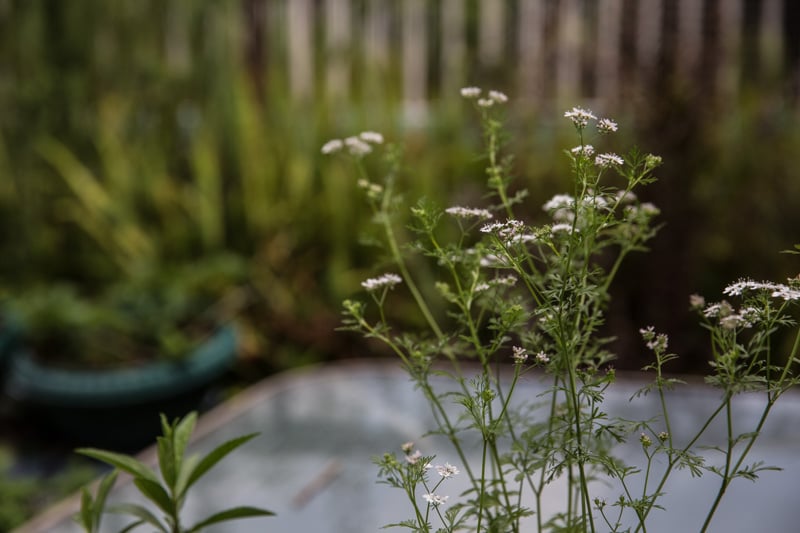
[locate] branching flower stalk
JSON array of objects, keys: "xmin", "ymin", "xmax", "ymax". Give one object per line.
[{"xmin": 330, "ymin": 89, "xmax": 800, "ymax": 532}]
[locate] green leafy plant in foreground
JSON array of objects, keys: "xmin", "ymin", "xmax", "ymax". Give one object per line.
[
  {"xmin": 75, "ymin": 412, "xmax": 274, "ymax": 533},
  {"xmin": 334, "ymin": 88, "xmax": 800, "ymax": 532}
]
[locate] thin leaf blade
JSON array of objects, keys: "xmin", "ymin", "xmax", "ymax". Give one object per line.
[
  {"xmin": 132, "ymin": 478, "xmax": 174, "ymax": 516},
  {"xmin": 187, "ymin": 506, "xmax": 275, "ymax": 532},
  {"xmin": 109, "ymin": 503, "xmax": 168, "ymax": 533},
  {"xmin": 182, "ymin": 433, "xmax": 258, "ymax": 496},
  {"xmin": 77, "ymin": 448, "xmax": 159, "ymax": 483}
]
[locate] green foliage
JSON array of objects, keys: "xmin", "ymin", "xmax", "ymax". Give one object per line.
[
  {"xmin": 0, "ymin": 445, "xmax": 97, "ymax": 531},
  {"xmin": 5, "ymin": 254, "xmax": 247, "ymax": 367},
  {"xmin": 76, "ymin": 411, "xmax": 274, "ymax": 533}
]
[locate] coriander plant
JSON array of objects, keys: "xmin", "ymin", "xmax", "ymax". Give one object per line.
[{"xmin": 330, "ymin": 88, "xmax": 800, "ymax": 532}]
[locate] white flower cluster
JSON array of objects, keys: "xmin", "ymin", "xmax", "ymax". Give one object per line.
[
  {"xmin": 597, "ymin": 118, "xmax": 619, "ymax": 133},
  {"xmin": 639, "ymin": 326, "xmax": 669, "ymax": 352},
  {"xmin": 625, "ymin": 202, "xmax": 660, "ymax": 219},
  {"xmin": 594, "ymin": 153, "xmax": 624, "ymax": 168},
  {"xmin": 435, "ymin": 462, "xmax": 460, "ymax": 478},
  {"xmin": 723, "ymin": 279, "xmax": 800, "ymax": 301},
  {"xmin": 564, "ymin": 106, "xmax": 597, "ymax": 128},
  {"xmin": 445, "ymin": 206, "xmax": 494, "ymax": 220},
  {"xmin": 564, "ymin": 106, "xmax": 619, "ymax": 134},
  {"xmin": 550, "ymin": 223, "xmax": 578, "ymax": 235},
  {"xmin": 480, "ymin": 219, "xmax": 525, "ymax": 242},
  {"xmin": 321, "ymin": 131, "xmax": 384, "ymax": 156},
  {"xmin": 512, "ymin": 346, "xmax": 528, "ymax": 364},
  {"xmin": 543, "ymin": 194, "xmax": 575, "ymax": 212},
  {"xmin": 570, "ymin": 144, "xmax": 595, "ymax": 157},
  {"xmin": 423, "ymin": 493, "xmax": 449, "ymax": 506},
  {"xmin": 461, "ymin": 86, "xmax": 509, "ymax": 108},
  {"xmin": 361, "ymin": 273, "xmax": 402, "ymax": 292},
  {"xmin": 475, "ymin": 275, "xmax": 518, "ymax": 293},
  {"xmin": 701, "ymin": 299, "xmax": 761, "ymax": 329}
]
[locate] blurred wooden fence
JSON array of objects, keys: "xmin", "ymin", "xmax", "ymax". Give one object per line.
[{"xmin": 240, "ymin": 0, "xmax": 797, "ymax": 118}]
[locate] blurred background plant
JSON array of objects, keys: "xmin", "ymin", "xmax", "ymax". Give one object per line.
[{"xmin": 1, "ymin": 0, "xmax": 800, "ymax": 528}]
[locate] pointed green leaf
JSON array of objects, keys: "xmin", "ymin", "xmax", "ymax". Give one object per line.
[
  {"xmin": 170, "ymin": 411, "xmax": 197, "ymax": 494},
  {"xmin": 77, "ymin": 448, "xmax": 159, "ymax": 483},
  {"xmin": 116, "ymin": 520, "xmax": 146, "ymax": 533},
  {"xmin": 93, "ymin": 471, "xmax": 119, "ymax": 526},
  {"xmin": 75, "ymin": 487, "xmax": 94, "ymax": 532},
  {"xmin": 109, "ymin": 503, "xmax": 168, "ymax": 533},
  {"xmin": 175, "ymin": 453, "xmax": 200, "ymax": 501},
  {"xmin": 172, "ymin": 412, "xmax": 197, "ymax": 479},
  {"xmin": 157, "ymin": 435, "xmax": 176, "ymax": 490},
  {"xmin": 181, "ymin": 433, "xmax": 258, "ymax": 497},
  {"xmin": 160, "ymin": 413, "xmax": 172, "ymax": 438},
  {"xmin": 133, "ymin": 477, "xmax": 174, "ymax": 515},
  {"xmin": 187, "ymin": 506, "xmax": 275, "ymax": 532}
]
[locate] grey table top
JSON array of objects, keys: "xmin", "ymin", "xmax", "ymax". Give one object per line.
[{"xmin": 18, "ymin": 361, "xmax": 800, "ymax": 533}]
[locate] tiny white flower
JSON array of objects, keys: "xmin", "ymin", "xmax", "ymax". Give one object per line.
[
  {"xmin": 475, "ymin": 282, "xmax": 490, "ymax": 292},
  {"xmin": 321, "ymin": 139, "xmax": 343, "ymax": 154},
  {"xmin": 543, "ymin": 194, "xmax": 575, "ymax": 212},
  {"xmin": 422, "ymin": 493, "xmax": 449, "ymax": 506},
  {"xmin": 479, "ymin": 253, "xmax": 510, "ymax": 268},
  {"xmin": 359, "ymin": 131, "xmax": 384, "ymax": 144},
  {"xmin": 344, "ymin": 136, "xmax": 373, "ymax": 156},
  {"xmin": 689, "ymin": 294, "xmax": 706, "ymax": 309},
  {"xmin": 512, "ymin": 346, "xmax": 528, "ymax": 364},
  {"xmin": 551, "ymin": 223, "xmax": 577, "ymax": 234},
  {"xmin": 594, "ymin": 153, "xmax": 624, "ymax": 168},
  {"xmin": 361, "ymin": 273, "xmax": 402, "ymax": 291},
  {"xmin": 405, "ymin": 450, "xmax": 422, "ymax": 464},
  {"xmin": 570, "ymin": 145, "xmax": 595, "ymax": 157},
  {"xmin": 615, "ymin": 190, "xmax": 637, "ymax": 204},
  {"xmin": 564, "ymin": 106, "xmax": 597, "ymax": 128},
  {"xmin": 477, "ymin": 98, "xmax": 494, "ymax": 108},
  {"xmin": 435, "ymin": 462, "xmax": 460, "ymax": 478},
  {"xmin": 488, "ymin": 90, "xmax": 508, "ymax": 103},
  {"xmin": 445, "ymin": 206, "xmax": 494, "ymax": 220},
  {"xmin": 480, "ymin": 221, "xmax": 504, "ymax": 233},
  {"xmin": 509, "ymin": 233, "xmax": 539, "ymax": 244},
  {"xmin": 597, "ymin": 118, "xmax": 619, "ymax": 133},
  {"xmin": 640, "ymin": 203, "xmax": 660, "ymax": 216},
  {"xmin": 535, "ymin": 351, "xmax": 550, "ymax": 364},
  {"xmin": 460, "ymin": 86, "xmax": 481, "ymax": 98},
  {"xmin": 401, "ymin": 441, "xmax": 414, "ymax": 454}
]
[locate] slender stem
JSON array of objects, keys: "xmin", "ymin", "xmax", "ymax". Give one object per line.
[{"xmin": 699, "ymin": 396, "xmax": 735, "ymax": 533}]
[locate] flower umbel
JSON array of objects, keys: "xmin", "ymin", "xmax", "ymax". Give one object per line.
[
  {"xmin": 564, "ymin": 106, "xmax": 597, "ymax": 128},
  {"xmin": 361, "ymin": 273, "xmax": 402, "ymax": 292},
  {"xmin": 435, "ymin": 463, "xmax": 460, "ymax": 478},
  {"xmin": 422, "ymin": 493, "xmax": 449, "ymax": 506}
]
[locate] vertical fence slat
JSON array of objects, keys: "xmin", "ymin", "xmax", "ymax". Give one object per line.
[
  {"xmin": 676, "ymin": 0, "xmax": 703, "ymax": 80},
  {"xmin": 325, "ymin": 0, "xmax": 351, "ymax": 100},
  {"xmin": 518, "ymin": 0, "xmax": 546, "ymax": 102},
  {"xmin": 165, "ymin": 2, "xmax": 190, "ymax": 75},
  {"xmin": 596, "ymin": 0, "xmax": 623, "ymax": 105},
  {"xmin": 556, "ymin": 0, "xmax": 582, "ymax": 103},
  {"xmin": 403, "ymin": 0, "xmax": 427, "ymax": 125},
  {"xmin": 288, "ymin": 0, "xmax": 314, "ymax": 101},
  {"xmin": 274, "ymin": 0, "xmax": 793, "ymax": 109},
  {"xmin": 759, "ymin": 0, "xmax": 784, "ymax": 79},
  {"xmin": 441, "ymin": 0, "xmax": 466, "ymax": 95},
  {"xmin": 717, "ymin": 0, "xmax": 743, "ymax": 104},
  {"xmin": 478, "ymin": 0, "xmax": 504, "ymax": 67},
  {"xmin": 636, "ymin": 0, "xmax": 663, "ymax": 79},
  {"xmin": 365, "ymin": 0, "xmax": 390, "ymax": 69}
]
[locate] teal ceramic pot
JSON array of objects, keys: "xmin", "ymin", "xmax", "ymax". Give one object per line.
[{"xmin": 3, "ymin": 326, "xmax": 237, "ymax": 451}]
